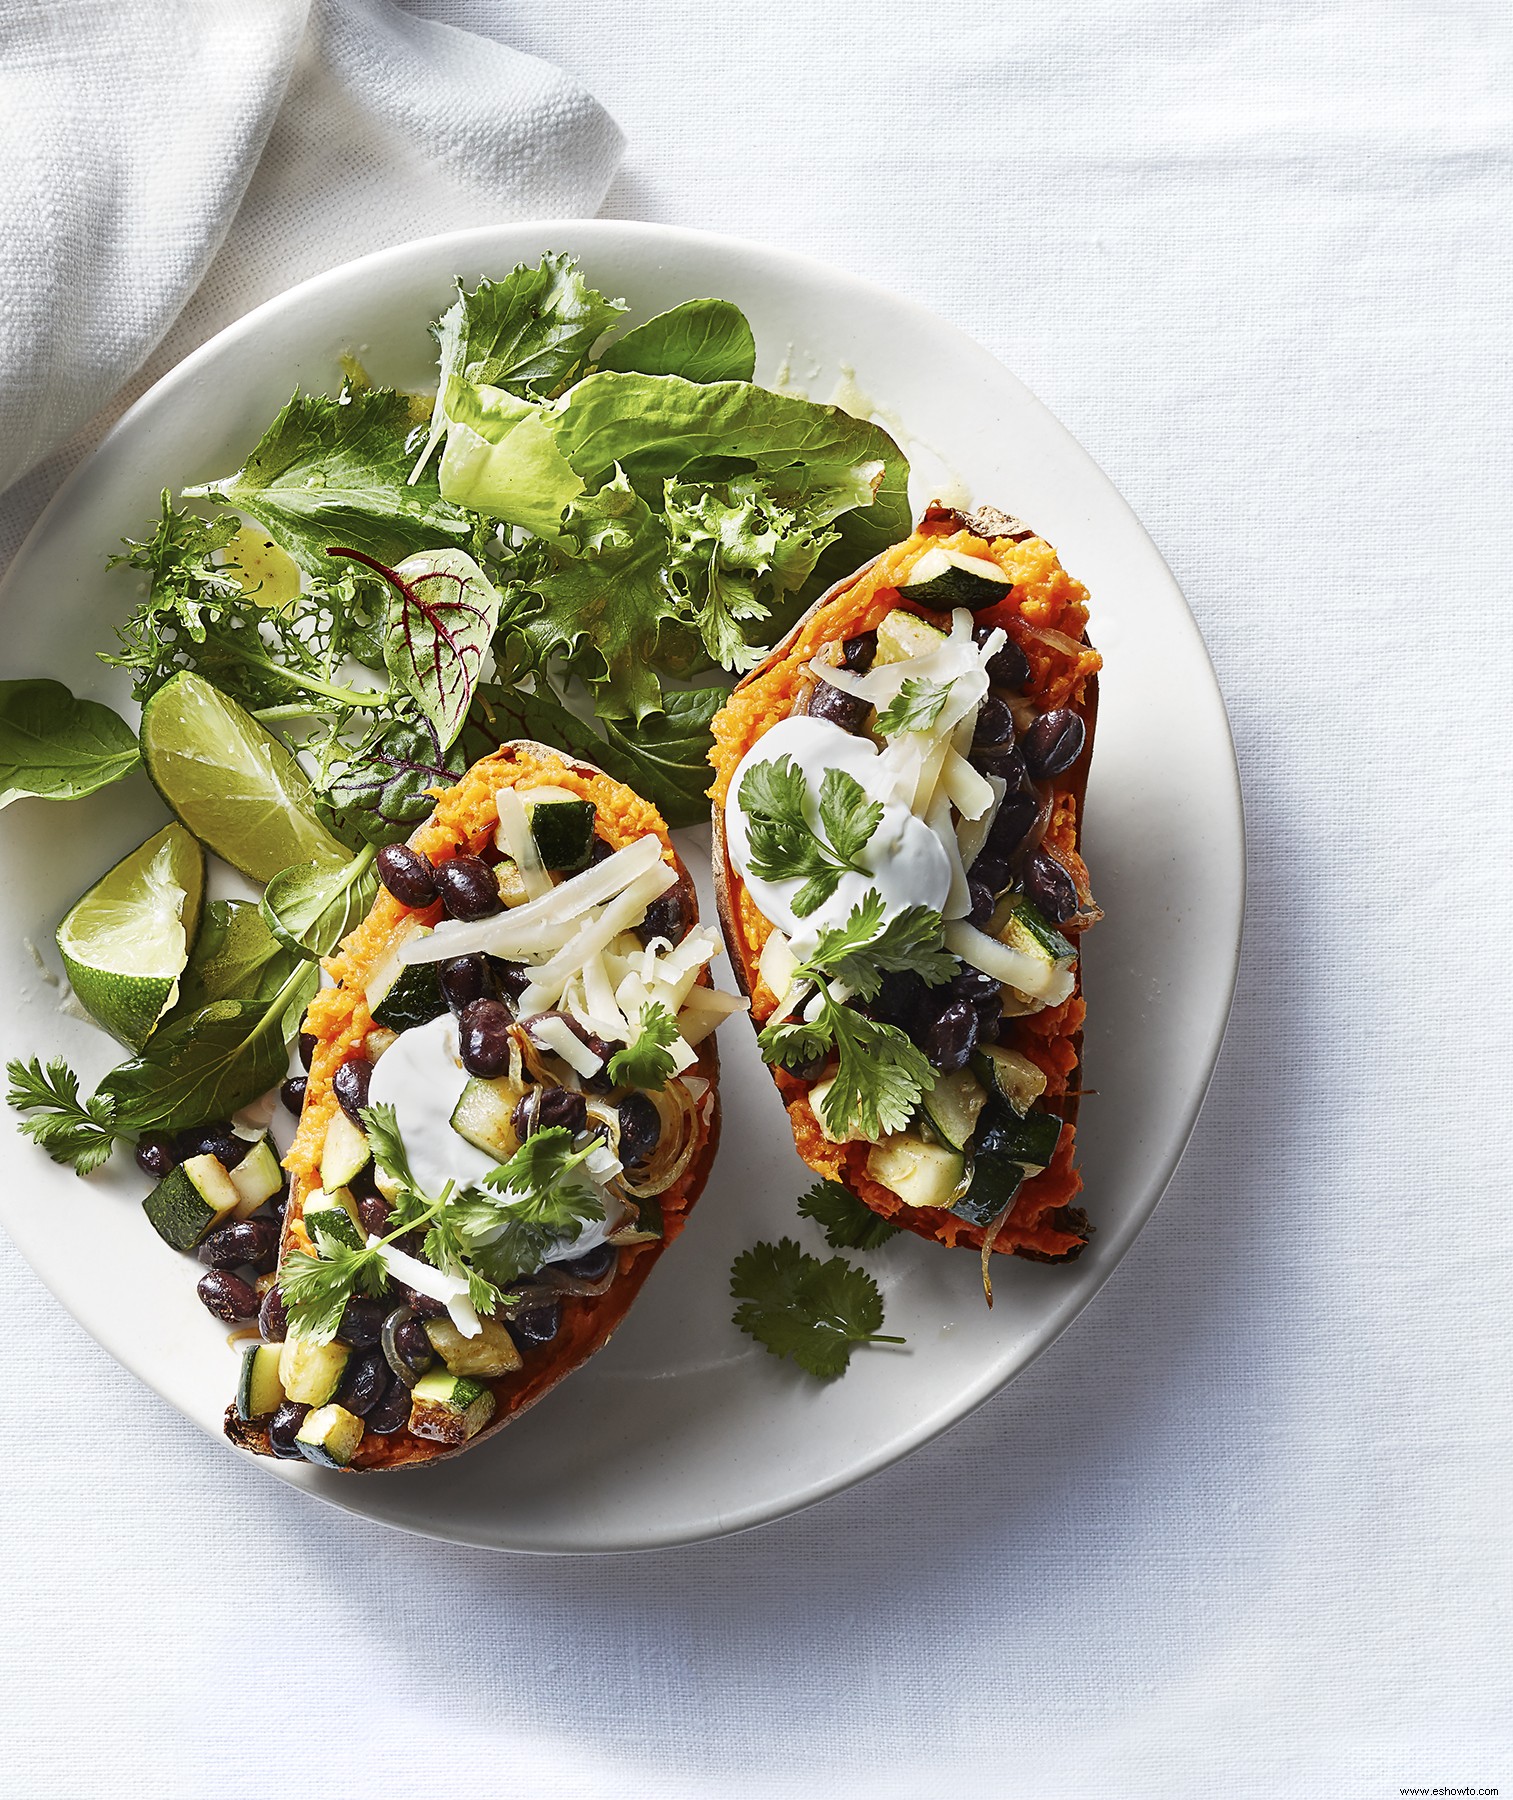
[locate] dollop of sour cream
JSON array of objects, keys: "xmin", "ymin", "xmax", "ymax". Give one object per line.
[
  {"xmin": 724, "ymin": 716, "xmax": 952, "ymax": 952},
  {"xmin": 366, "ymin": 1012, "xmax": 610, "ymax": 1266}
]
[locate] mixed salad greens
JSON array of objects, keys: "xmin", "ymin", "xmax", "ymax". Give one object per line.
[
  {"xmin": 3, "ymin": 252, "xmax": 908, "ymax": 1160},
  {"xmin": 1, "ymin": 253, "xmax": 918, "ymax": 1385}
]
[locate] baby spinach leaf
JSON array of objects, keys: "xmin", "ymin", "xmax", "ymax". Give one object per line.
[
  {"xmin": 261, "ymin": 846, "xmax": 378, "ymax": 958},
  {"xmin": 187, "ymin": 388, "xmax": 471, "ymax": 577},
  {"xmin": 173, "ymin": 900, "xmax": 302, "ymax": 1013},
  {"xmin": 0, "ymin": 680, "xmax": 140, "ymax": 809},
  {"xmin": 598, "ymin": 299, "xmax": 756, "ymax": 384}
]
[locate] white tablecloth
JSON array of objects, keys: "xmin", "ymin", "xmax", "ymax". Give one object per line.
[{"xmin": 3, "ymin": 4, "xmax": 1508, "ymax": 1796}]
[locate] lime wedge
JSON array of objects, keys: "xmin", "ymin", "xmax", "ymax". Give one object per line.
[
  {"xmin": 139, "ymin": 672, "xmax": 348, "ymax": 883},
  {"xmin": 57, "ymin": 822, "xmax": 205, "ymax": 1050}
]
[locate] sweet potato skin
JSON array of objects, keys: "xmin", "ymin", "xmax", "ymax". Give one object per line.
[
  {"xmin": 708, "ymin": 509, "xmax": 1098, "ymax": 1264},
  {"xmin": 225, "ymin": 741, "xmax": 720, "ymax": 1471}
]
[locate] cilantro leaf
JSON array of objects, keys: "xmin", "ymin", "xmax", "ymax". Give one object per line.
[
  {"xmin": 875, "ymin": 675, "xmax": 952, "ymax": 737},
  {"xmin": 457, "ymin": 1128, "xmax": 601, "ymax": 1285},
  {"xmin": 730, "ymin": 1237, "xmax": 902, "ymax": 1378},
  {"xmin": 796, "ymin": 895, "xmax": 957, "ymax": 999},
  {"xmin": 796, "ymin": 1179, "xmax": 901, "ymax": 1250},
  {"xmin": 359, "ymin": 1102, "xmax": 421, "ymax": 1200},
  {"xmin": 5, "ymin": 1058, "xmax": 120, "ymax": 1176},
  {"xmin": 280, "ymin": 1244, "xmax": 388, "ymax": 1344},
  {"xmin": 738, "ymin": 755, "xmax": 882, "ymax": 917},
  {"xmin": 823, "ymin": 1005, "xmax": 936, "ymax": 1141},
  {"xmin": 187, "ymin": 388, "xmax": 471, "ymax": 577},
  {"xmin": 608, "ymin": 1002, "xmax": 681, "ymax": 1090}
]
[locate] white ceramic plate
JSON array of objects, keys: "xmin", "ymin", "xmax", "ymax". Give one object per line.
[{"xmin": 0, "ymin": 222, "xmax": 1242, "ymax": 1553}]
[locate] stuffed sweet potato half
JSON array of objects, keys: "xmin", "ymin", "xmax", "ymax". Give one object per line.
[
  {"xmin": 709, "ymin": 505, "xmax": 1099, "ymax": 1269},
  {"xmin": 226, "ymin": 742, "xmax": 735, "ymax": 1471}
]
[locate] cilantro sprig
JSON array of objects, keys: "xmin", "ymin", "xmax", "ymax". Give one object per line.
[
  {"xmin": 730, "ymin": 1237, "xmax": 902, "ymax": 1378},
  {"xmin": 756, "ymin": 894, "xmax": 955, "ymax": 1141},
  {"xmin": 607, "ymin": 1001, "xmax": 681, "ymax": 1090},
  {"xmin": 796, "ymin": 1179, "xmax": 902, "ymax": 1250},
  {"xmin": 875, "ymin": 675, "xmax": 951, "ymax": 737},
  {"xmin": 738, "ymin": 755, "xmax": 882, "ymax": 917},
  {"xmin": 5, "ymin": 1058, "xmax": 120, "ymax": 1176},
  {"xmin": 279, "ymin": 1105, "xmax": 603, "ymax": 1342}
]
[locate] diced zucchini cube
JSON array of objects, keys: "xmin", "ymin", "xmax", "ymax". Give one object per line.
[
  {"xmin": 295, "ymin": 1403, "xmax": 365, "ymax": 1469},
  {"xmin": 896, "ymin": 545, "xmax": 1011, "ymax": 611},
  {"xmin": 865, "ymin": 1134, "xmax": 970, "ymax": 1210},
  {"xmin": 527, "ymin": 798, "xmax": 595, "ymax": 873},
  {"xmin": 919, "ymin": 1067, "xmax": 987, "ymax": 1153},
  {"xmin": 236, "ymin": 1341, "xmax": 286, "ymax": 1421},
  {"xmin": 142, "ymin": 1153, "xmax": 242, "ymax": 1251},
  {"xmin": 874, "ymin": 609, "xmax": 950, "ymax": 664},
  {"xmin": 228, "ymin": 1137, "xmax": 284, "ymax": 1217},
  {"xmin": 369, "ymin": 960, "xmax": 446, "ymax": 1033},
  {"xmin": 362, "ymin": 917, "xmax": 431, "ymax": 1021},
  {"xmin": 495, "ymin": 859, "xmax": 530, "ymax": 907},
  {"xmin": 304, "ymin": 1187, "xmax": 364, "ymax": 1259},
  {"xmin": 756, "ymin": 929, "xmax": 798, "ymax": 1003},
  {"xmin": 320, "ymin": 1108, "xmax": 370, "ymax": 1190},
  {"xmin": 953, "ymin": 1102, "xmax": 1064, "ymax": 1228},
  {"xmin": 423, "ymin": 1315, "xmax": 522, "ymax": 1378},
  {"xmin": 808, "ymin": 1072, "xmax": 864, "ymax": 1144},
  {"xmin": 278, "ymin": 1333, "xmax": 351, "ymax": 1406},
  {"xmin": 609, "ymin": 1194, "xmax": 663, "ymax": 1245},
  {"xmin": 972, "ymin": 1045, "xmax": 1048, "ymax": 1115},
  {"xmin": 408, "ymin": 1369, "xmax": 496, "ymax": 1445},
  {"xmin": 450, "ymin": 1077, "xmax": 523, "ymax": 1161}
]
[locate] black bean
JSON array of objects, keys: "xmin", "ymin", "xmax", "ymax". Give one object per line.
[
  {"xmin": 196, "ymin": 1269, "xmax": 260, "ymax": 1323},
  {"xmin": 402, "ymin": 1288, "xmax": 447, "ymax": 1320},
  {"xmin": 616, "ymin": 1090, "xmax": 661, "ymax": 1166},
  {"xmin": 970, "ymin": 740, "xmax": 1029, "ymax": 785},
  {"xmin": 355, "ymin": 1192, "xmax": 391, "ymax": 1239},
  {"xmin": 972, "ymin": 695, "xmax": 1015, "ymax": 747},
  {"xmin": 869, "ymin": 968, "xmax": 930, "ymax": 1035},
  {"xmin": 198, "ymin": 1218, "xmax": 279, "ymax": 1272},
  {"xmin": 588, "ymin": 835, "xmax": 615, "ymax": 866},
  {"xmin": 951, "ymin": 966, "xmax": 1003, "ymax": 1035},
  {"xmin": 435, "ymin": 854, "xmax": 502, "ymax": 921},
  {"xmin": 365, "ymin": 1375, "xmax": 412, "ymax": 1435},
  {"xmin": 268, "ymin": 1401, "xmax": 310, "ymax": 1459},
  {"xmin": 337, "ymin": 1297, "xmax": 388, "ymax": 1348},
  {"xmin": 259, "ymin": 1286, "xmax": 288, "ymax": 1343},
  {"xmin": 966, "ymin": 878, "xmax": 995, "ymax": 927},
  {"xmin": 969, "ymin": 851, "xmax": 1011, "ymax": 896},
  {"xmin": 135, "ymin": 1132, "xmax": 179, "ymax": 1179},
  {"xmin": 334, "ymin": 1349, "xmax": 388, "ymax": 1417},
  {"xmin": 636, "ymin": 888, "xmax": 691, "ymax": 948},
  {"xmin": 280, "ymin": 1076, "xmax": 307, "ymax": 1117},
  {"xmin": 509, "ymin": 1302, "xmax": 561, "ymax": 1350},
  {"xmin": 459, "ymin": 997, "xmax": 513, "ymax": 1079},
  {"xmin": 841, "ymin": 631, "xmax": 878, "ymax": 672},
  {"xmin": 376, "ymin": 843, "xmax": 438, "ymax": 908},
  {"xmin": 1027, "ymin": 852, "xmax": 1081, "ymax": 926},
  {"xmin": 985, "ymin": 792, "xmax": 1041, "ymax": 859},
  {"xmin": 438, "ymin": 953, "xmax": 495, "ymax": 1013},
  {"xmin": 512, "ymin": 1084, "xmax": 588, "ymax": 1141},
  {"xmin": 922, "ymin": 998, "xmax": 979, "ymax": 1074},
  {"xmin": 489, "ymin": 959, "xmax": 532, "ymax": 1007},
  {"xmin": 806, "ymin": 679, "xmax": 870, "ymax": 734},
  {"xmin": 175, "ymin": 1120, "xmax": 238, "ymax": 1164},
  {"xmin": 974, "ymin": 623, "xmax": 1031, "ymax": 692},
  {"xmin": 557, "ymin": 1243, "xmax": 616, "ymax": 1283},
  {"xmin": 332, "ymin": 1055, "xmax": 372, "ymax": 1126},
  {"xmin": 1021, "ymin": 708, "xmax": 1086, "ymax": 781},
  {"xmin": 384, "ymin": 1312, "xmax": 435, "ymax": 1380},
  {"xmin": 298, "ymin": 1031, "xmax": 318, "ymax": 1072}
]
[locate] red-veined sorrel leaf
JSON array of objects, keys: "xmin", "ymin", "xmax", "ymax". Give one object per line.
[{"xmin": 328, "ymin": 547, "xmax": 500, "ymax": 751}]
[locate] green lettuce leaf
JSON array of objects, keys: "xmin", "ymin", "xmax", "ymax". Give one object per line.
[
  {"xmin": 598, "ymin": 299, "xmax": 756, "ymax": 383},
  {"xmin": 187, "ymin": 388, "xmax": 471, "ymax": 576}
]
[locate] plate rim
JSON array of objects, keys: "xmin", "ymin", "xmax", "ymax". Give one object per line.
[{"xmin": 0, "ymin": 218, "xmax": 1245, "ymax": 1554}]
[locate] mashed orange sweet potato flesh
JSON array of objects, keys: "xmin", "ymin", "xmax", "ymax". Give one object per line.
[
  {"xmin": 277, "ymin": 743, "xmax": 716, "ymax": 1470},
  {"xmin": 710, "ymin": 516, "xmax": 1101, "ymax": 1263}
]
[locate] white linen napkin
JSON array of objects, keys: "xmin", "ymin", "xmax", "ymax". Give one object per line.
[{"xmin": 0, "ymin": 0, "xmax": 623, "ymax": 530}]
